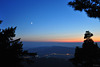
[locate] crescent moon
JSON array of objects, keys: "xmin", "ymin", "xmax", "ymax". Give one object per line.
[{"xmin": 31, "ymin": 22, "xmax": 33, "ymax": 24}]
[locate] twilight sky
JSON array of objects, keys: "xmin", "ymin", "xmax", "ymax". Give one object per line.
[{"xmin": 0, "ymin": 0, "xmax": 100, "ymax": 42}]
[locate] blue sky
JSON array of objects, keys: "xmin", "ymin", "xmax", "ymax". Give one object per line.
[{"xmin": 0, "ymin": 0, "xmax": 100, "ymax": 42}]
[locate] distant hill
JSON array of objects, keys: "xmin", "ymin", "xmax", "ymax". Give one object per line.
[{"xmin": 22, "ymin": 42, "xmax": 83, "ymax": 50}]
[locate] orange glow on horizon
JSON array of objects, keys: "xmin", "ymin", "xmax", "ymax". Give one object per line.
[
  {"xmin": 92, "ymin": 37, "xmax": 100, "ymax": 42},
  {"xmin": 22, "ymin": 39, "xmax": 83, "ymax": 42},
  {"xmin": 21, "ymin": 34, "xmax": 100, "ymax": 43},
  {"xmin": 46, "ymin": 40, "xmax": 83, "ymax": 42},
  {"xmin": 22, "ymin": 38, "xmax": 100, "ymax": 42}
]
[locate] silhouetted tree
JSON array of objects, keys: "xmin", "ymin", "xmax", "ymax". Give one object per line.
[
  {"xmin": 0, "ymin": 21, "xmax": 37, "ymax": 67},
  {"xmin": 70, "ymin": 31, "xmax": 100, "ymax": 67},
  {"xmin": 0, "ymin": 20, "xmax": 2, "ymax": 24},
  {"xmin": 68, "ymin": 0, "xmax": 100, "ymax": 19}
]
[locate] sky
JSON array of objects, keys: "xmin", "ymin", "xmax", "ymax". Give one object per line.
[{"xmin": 0, "ymin": 0, "xmax": 100, "ymax": 42}]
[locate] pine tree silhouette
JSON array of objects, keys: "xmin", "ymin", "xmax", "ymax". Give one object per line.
[
  {"xmin": 0, "ymin": 21, "xmax": 37, "ymax": 67},
  {"xmin": 70, "ymin": 31, "xmax": 100, "ymax": 67},
  {"xmin": 68, "ymin": 0, "xmax": 100, "ymax": 19}
]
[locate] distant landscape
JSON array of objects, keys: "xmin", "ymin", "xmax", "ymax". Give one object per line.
[
  {"xmin": 23, "ymin": 42, "xmax": 100, "ymax": 58},
  {"xmin": 23, "ymin": 42, "xmax": 100, "ymax": 49},
  {"xmin": 22, "ymin": 42, "xmax": 100, "ymax": 67},
  {"xmin": 23, "ymin": 42, "xmax": 83, "ymax": 50},
  {"xmin": 23, "ymin": 42, "xmax": 77, "ymax": 67}
]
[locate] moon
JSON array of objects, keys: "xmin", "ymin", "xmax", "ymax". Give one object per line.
[{"xmin": 31, "ymin": 22, "xmax": 33, "ymax": 24}]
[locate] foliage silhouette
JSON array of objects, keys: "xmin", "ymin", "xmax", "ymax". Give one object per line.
[
  {"xmin": 70, "ymin": 31, "xmax": 100, "ymax": 67},
  {"xmin": 68, "ymin": 0, "xmax": 100, "ymax": 19},
  {"xmin": 0, "ymin": 20, "xmax": 2, "ymax": 24},
  {"xmin": 0, "ymin": 20, "xmax": 37, "ymax": 67}
]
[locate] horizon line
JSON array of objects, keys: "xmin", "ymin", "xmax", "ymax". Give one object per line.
[{"xmin": 21, "ymin": 41, "xmax": 100, "ymax": 43}]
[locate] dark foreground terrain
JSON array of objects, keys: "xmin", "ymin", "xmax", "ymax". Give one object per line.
[
  {"xmin": 23, "ymin": 46, "xmax": 75, "ymax": 67},
  {"xmin": 23, "ymin": 57, "xmax": 74, "ymax": 67}
]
